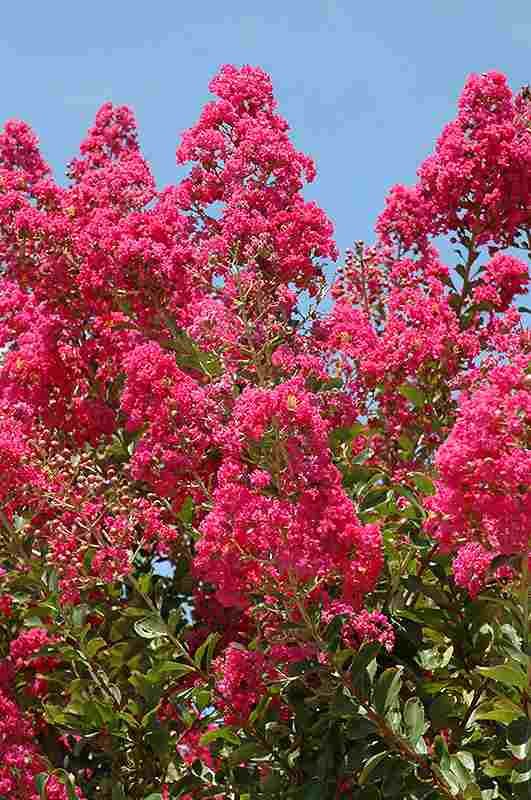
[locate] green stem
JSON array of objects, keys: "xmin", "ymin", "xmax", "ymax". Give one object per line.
[
  {"xmin": 455, "ymin": 232, "xmax": 479, "ymax": 323},
  {"xmin": 292, "ymin": 586, "xmax": 464, "ymax": 800},
  {"xmin": 126, "ymin": 574, "xmax": 204, "ymax": 676},
  {"xmin": 347, "ymin": 682, "xmax": 466, "ymax": 800}
]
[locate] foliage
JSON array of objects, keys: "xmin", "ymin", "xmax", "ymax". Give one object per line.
[{"xmin": 0, "ymin": 65, "xmax": 529, "ymax": 799}]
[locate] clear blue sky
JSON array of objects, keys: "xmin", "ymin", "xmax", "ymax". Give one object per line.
[{"xmin": 2, "ymin": 1, "xmax": 530, "ymax": 258}]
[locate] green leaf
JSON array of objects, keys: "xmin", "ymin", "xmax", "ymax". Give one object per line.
[
  {"xmin": 439, "ymin": 765, "xmax": 460, "ymax": 795},
  {"xmin": 147, "ymin": 661, "xmax": 196, "ymax": 683},
  {"xmin": 374, "ymin": 668, "xmax": 403, "ymax": 715},
  {"xmin": 118, "ymin": 710, "xmax": 140, "ymax": 729},
  {"xmin": 449, "ymin": 752, "xmax": 475, "ymax": 790},
  {"xmin": 194, "ymin": 689, "xmax": 211, "ymax": 711},
  {"xmin": 130, "ymin": 673, "xmax": 161, "ymax": 705},
  {"xmin": 403, "ymin": 576, "xmax": 449, "ymax": 608},
  {"xmin": 507, "ymin": 719, "xmax": 531, "ymax": 745},
  {"xmin": 43, "ymin": 703, "xmax": 69, "ymax": 726},
  {"xmin": 331, "ymin": 692, "xmax": 358, "ymax": 716},
  {"xmin": 357, "ymin": 788, "xmax": 380, "ymax": 800},
  {"xmin": 123, "ymin": 606, "xmax": 151, "ymax": 618},
  {"xmin": 72, "ymin": 603, "xmax": 90, "ymax": 628},
  {"xmin": 429, "ymin": 694, "xmax": 458, "ymax": 730},
  {"xmin": 484, "ymin": 759, "xmax": 514, "ymax": 778},
  {"xmin": 510, "ymin": 767, "xmax": 531, "ymax": 784},
  {"xmin": 359, "ymin": 752, "xmax": 389, "ymax": 785},
  {"xmin": 347, "ymin": 716, "xmax": 377, "ymax": 740},
  {"xmin": 404, "ymin": 698, "xmax": 425, "ymax": 744},
  {"xmin": 329, "ymin": 423, "xmax": 365, "ymax": 448},
  {"xmin": 325, "ymin": 614, "xmax": 347, "ymax": 648},
  {"xmin": 410, "ymin": 472, "xmax": 435, "ymax": 495},
  {"xmin": 350, "ymin": 641, "xmax": 381, "ymax": 676},
  {"xmin": 35, "ymin": 773, "xmax": 49, "ymax": 799},
  {"xmin": 398, "ymin": 384, "xmax": 425, "ymax": 408},
  {"xmin": 134, "ymin": 615, "xmax": 168, "ymax": 639},
  {"xmin": 146, "ymin": 726, "xmax": 170, "ymax": 756},
  {"xmin": 399, "ymin": 607, "xmax": 454, "ymax": 634},
  {"xmin": 249, "ymin": 693, "xmax": 272, "ymax": 725},
  {"xmin": 301, "ymin": 783, "xmax": 324, "ymax": 800},
  {"xmin": 229, "ymin": 742, "xmax": 268, "ymax": 764},
  {"xmin": 178, "ymin": 496, "xmax": 194, "ymax": 524},
  {"xmin": 85, "ymin": 637, "xmax": 107, "ymax": 658},
  {"xmin": 261, "ymin": 771, "xmax": 284, "ymax": 794},
  {"xmin": 477, "ymin": 664, "xmax": 527, "ymax": 690},
  {"xmin": 49, "ymin": 771, "xmax": 77, "ymax": 800},
  {"xmin": 200, "ymin": 727, "xmax": 241, "ymax": 746},
  {"xmin": 194, "ymin": 632, "xmax": 220, "ymax": 669},
  {"xmin": 474, "ymin": 698, "xmax": 524, "ymax": 725},
  {"xmin": 143, "ymin": 793, "xmax": 163, "ymax": 800}
]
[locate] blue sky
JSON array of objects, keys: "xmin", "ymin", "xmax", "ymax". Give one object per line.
[{"xmin": 2, "ymin": 1, "xmax": 530, "ymax": 260}]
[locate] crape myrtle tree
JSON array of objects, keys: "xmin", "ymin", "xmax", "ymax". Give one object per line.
[{"xmin": 0, "ymin": 64, "xmax": 529, "ymax": 800}]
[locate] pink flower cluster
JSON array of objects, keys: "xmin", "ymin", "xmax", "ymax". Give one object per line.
[
  {"xmin": 326, "ymin": 72, "xmax": 530, "ymax": 481},
  {"xmin": 214, "ymin": 644, "xmax": 268, "ymax": 726},
  {"xmin": 120, "ymin": 341, "xmax": 219, "ymax": 502},
  {"xmin": 428, "ymin": 365, "xmax": 531, "ymax": 595},
  {"xmin": 0, "ymin": 631, "xmax": 80, "ymax": 799},
  {"xmin": 195, "ymin": 380, "xmax": 382, "ymax": 609},
  {"xmin": 378, "ymin": 72, "xmax": 531, "ymax": 249},
  {"xmin": 323, "ymin": 602, "xmax": 395, "ymax": 653},
  {"xmin": 176, "ymin": 64, "xmax": 337, "ymax": 292},
  {"xmin": 473, "ymin": 252, "xmax": 529, "ymax": 311},
  {"xmin": 0, "ymin": 686, "xmax": 82, "ymax": 798},
  {"xmin": 0, "ymin": 63, "xmax": 528, "ymax": 787}
]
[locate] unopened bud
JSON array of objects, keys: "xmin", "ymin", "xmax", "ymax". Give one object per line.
[{"xmin": 286, "ymin": 394, "xmax": 297, "ymax": 411}]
